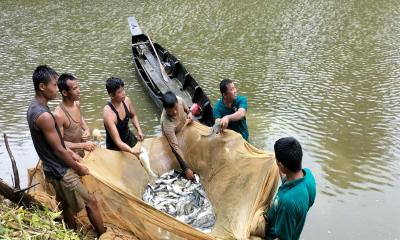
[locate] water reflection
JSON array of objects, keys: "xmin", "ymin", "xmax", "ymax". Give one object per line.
[
  {"xmin": 1, "ymin": 0, "xmax": 399, "ymax": 197},
  {"xmin": 1, "ymin": 0, "xmax": 400, "ymax": 238}
]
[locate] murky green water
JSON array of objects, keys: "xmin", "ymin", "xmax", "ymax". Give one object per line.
[{"xmin": 1, "ymin": 0, "xmax": 399, "ymax": 239}]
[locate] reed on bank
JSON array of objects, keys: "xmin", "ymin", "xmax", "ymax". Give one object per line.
[{"xmin": 0, "ymin": 196, "xmax": 92, "ymax": 239}]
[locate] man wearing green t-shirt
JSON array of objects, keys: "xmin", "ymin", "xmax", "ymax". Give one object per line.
[
  {"xmin": 264, "ymin": 137, "xmax": 316, "ymax": 240},
  {"xmin": 212, "ymin": 79, "xmax": 249, "ymax": 141}
]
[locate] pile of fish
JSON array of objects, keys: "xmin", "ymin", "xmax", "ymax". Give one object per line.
[{"xmin": 142, "ymin": 170, "xmax": 216, "ymax": 233}]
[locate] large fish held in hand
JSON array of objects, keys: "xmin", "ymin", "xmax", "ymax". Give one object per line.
[{"xmin": 139, "ymin": 147, "xmax": 158, "ymax": 179}]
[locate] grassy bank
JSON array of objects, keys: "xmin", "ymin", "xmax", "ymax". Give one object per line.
[{"xmin": 0, "ymin": 197, "xmax": 91, "ymax": 239}]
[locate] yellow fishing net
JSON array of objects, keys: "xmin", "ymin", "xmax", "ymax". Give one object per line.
[{"xmin": 28, "ymin": 122, "xmax": 279, "ymax": 239}]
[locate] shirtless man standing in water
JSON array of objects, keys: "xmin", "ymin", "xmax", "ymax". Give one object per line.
[{"xmin": 54, "ymin": 73, "xmax": 96, "ymax": 157}]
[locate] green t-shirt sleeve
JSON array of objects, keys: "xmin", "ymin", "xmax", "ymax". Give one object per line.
[{"xmin": 237, "ymin": 96, "xmax": 248, "ymax": 110}]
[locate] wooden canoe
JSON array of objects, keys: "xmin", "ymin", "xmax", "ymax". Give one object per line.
[{"xmin": 128, "ymin": 17, "xmax": 214, "ymax": 127}]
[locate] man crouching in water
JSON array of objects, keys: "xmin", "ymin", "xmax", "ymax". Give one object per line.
[
  {"xmin": 161, "ymin": 91, "xmax": 195, "ymax": 181},
  {"xmin": 27, "ymin": 65, "xmax": 105, "ymax": 236},
  {"xmin": 103, "ymin": 77, "xmax": 143, "ymax": 156},
  {"xmin": 54, "ymin": 73, "xmax": 96, "ymax": 157}
]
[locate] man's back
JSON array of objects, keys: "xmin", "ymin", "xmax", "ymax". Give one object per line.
[{"xmin": 265, "ymin": 168, "xmax": 316, "ymax": 240}]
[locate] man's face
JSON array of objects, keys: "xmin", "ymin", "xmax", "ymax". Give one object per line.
[
  {"xmin": 110, "ymin": 87, "xmax": 126, "ymax": 102},
  {"xmin": 63, "ymin": 79, "xmax": 80, "ymax": 101},
  {"xmin": 42, "ymin": 76, "xmax": 58, "ymax": 101},
  {"xmin": 166, "ymin": 102, "xmax": 178, "ymax": 118},
  {"xmin": 223, "ymin": 83, "xmax": 237, "ymax": 102}
]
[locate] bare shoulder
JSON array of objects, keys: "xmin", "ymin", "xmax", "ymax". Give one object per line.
[
  {"xmin": 125, "ymin": 96, "xmax": 133, "ymax": 106},
  {"xmin": 53, "ymin": 106, "xmax": 65, "ymax": 120},
  {"xmin": 103, "ymin": 104, "xmax": 116, "ymax": 122},
  {"xmin": 36, "ymin": 112, "xmax": 55, "ymax": 129},
  {"xmin": 54, "ymin": 105, "xmax": 62, "ymax": 114},
  {"xmin": 103, "ymin": 104, "xmax": 111, "ymax": 113}
]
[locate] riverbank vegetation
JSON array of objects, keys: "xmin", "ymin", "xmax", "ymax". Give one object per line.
[{"xmin": 0, "ymin": 196, "xmax": 91, "ymax": 239}]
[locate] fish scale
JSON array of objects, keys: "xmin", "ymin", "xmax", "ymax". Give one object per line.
[{"xmin": 142, "ymin": 169, "xmax": 216, "ymax": 233}]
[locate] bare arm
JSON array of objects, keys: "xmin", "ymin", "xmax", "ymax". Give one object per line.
[
  {"xmin": 103, "ymin": 106, "xmax": 140, "ymax": 156},
  {"xmin": 126, "ymin": 97, "xmax": 144, "ymax": 141},
  {"xmin": 64, "ymin": 140, "xmax": 95, "ymax": 152},
  {"xmin": 66, "ymin": 147, "xmax": 83, "ymax": 162},
  {"xmin": 76, "ymin": 102, "xmax": 96, "ymax": 150},
  {"xmin": 76, "ymin": 116, "xmax": 96, "ymax": 151},
  {"xmin": 80, "ymin": 115, "xmax": 91, "ymax": 141},
  {"xmin": 182, "ymin": 99, "xmax": 190, "ymax": 114},
  {"xmin": 36, "ymin": 112, "xmax": 88, "ymax": 176},
  {"xmin": 218, "ymin": 108, "xmax": 246, "ymax": 130},
  {"xmin": 181, "ymin": 99, "xmax": 193, "ymax": 122},
  {"xmin": 224, "ymin": 108, "xmax": 246, "ymax": 121},
  {"xmin": 77, "ymin": 101, "xmax": 91, "ymax": 141},
  {"xmin": 53, "ymin": 107, "xmax": 65, "ymax": 137}
]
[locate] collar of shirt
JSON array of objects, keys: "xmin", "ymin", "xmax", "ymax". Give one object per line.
[
  {"xmin": 280, "ymin": 169, "xmax": 307, "ymax": 191},
  {"xmin": 221, "ymin": 97, "xmax": 237, "ymax": 110}
]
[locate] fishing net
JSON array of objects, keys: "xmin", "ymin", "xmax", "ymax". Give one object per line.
[{"xmin": 28, "ymin": 121, "xmax": 279, "ymax": 239}]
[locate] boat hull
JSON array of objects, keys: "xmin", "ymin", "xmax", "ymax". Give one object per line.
[{"xmin": 128, "ymin": 17, "xmax": 214, "ymax": 126}]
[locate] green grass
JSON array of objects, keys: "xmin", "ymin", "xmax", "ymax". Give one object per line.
[{"xmin": 0, "ymin": 198, "xmax": 92, "ymax": 240}]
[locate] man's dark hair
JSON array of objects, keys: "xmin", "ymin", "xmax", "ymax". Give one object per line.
[
  {"xmin": 106, "ymin": 77, "xmax": 124, "ymax": 94},
  {"xmin": 58, "ymin": 73, "xmax": 77, "ymax": 93},
  {"xmin": 161, "ymin": 91, "xmax": 178, "ymax": 109},
  {"xmin": 274, "ymin": 137, "xmax": 303, "ymax": 172},
  {"xmin": 219, "ymin": 78, "xmax": 233, "ymax": 95},
  {"xmin": 32, "ymin": 65, "xmax": 58, "ymax": 92}
]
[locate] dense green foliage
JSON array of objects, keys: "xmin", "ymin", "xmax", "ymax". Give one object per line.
[{"xmin": 0, "ymin": 199, "xmax": 91, "ymax": 239}]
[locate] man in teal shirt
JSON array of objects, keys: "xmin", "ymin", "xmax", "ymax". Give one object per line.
[
  {"xmin": 213, "ymin": 79, "xmax": 249, "ymax": 141},
  {"xmin": 264, "ymin": 137, "xmax": 316, "ymax": 240}
]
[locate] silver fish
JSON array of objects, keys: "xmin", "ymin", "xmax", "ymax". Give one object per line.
[
  {"xmin": 201, "ymin": 119, "xmax": 222, "ymax": 137},
  {"xmin": 139, "ymin": 147, "xmax": 158, "ymax": 179},
  {"xmin": 156, "ymin": 177, "xmax": 177, "ymax": 185},
  {"xmin": 142, "ymin": 169, "xmax": 216, "ymax": 232}
]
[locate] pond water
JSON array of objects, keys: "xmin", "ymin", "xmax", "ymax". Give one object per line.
[{"xmin": 0, "ymin": 0, "xmax": 399, "ymax": 238}]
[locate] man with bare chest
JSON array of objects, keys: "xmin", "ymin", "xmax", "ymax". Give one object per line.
[{"xmin": 54, "ymin": 74, "xmax": 96, "ymax": 157}]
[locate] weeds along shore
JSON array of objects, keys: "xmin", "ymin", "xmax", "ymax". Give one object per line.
[{"xmin": 0, "ymin": 196, "xmax": 93, "ymax": 239}]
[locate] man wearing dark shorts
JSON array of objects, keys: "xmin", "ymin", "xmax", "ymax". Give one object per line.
[{"xmin": 27, "ymin": 65, "xmax": 105, "ymax": 236}]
